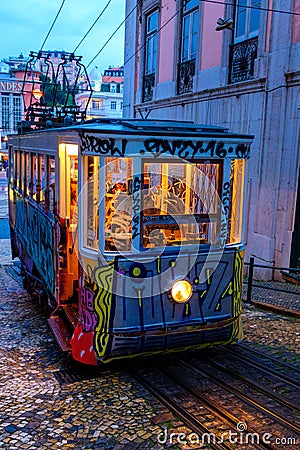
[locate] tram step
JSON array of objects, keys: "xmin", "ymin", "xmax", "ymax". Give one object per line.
[
  {"xmin": 60, "ymin": 303, "xmax": 78, "ymax": 330},
  {"xmin": 48, "ymin": 315, "xmax": 72, "ymax": 353}
]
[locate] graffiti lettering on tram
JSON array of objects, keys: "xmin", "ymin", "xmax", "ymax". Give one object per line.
[
  {"xmin": 132, "ymin": 176, "xmax": 141, "ymax": 240},
  {"xmin": 79, "ymin": 131, "xmax": 127, "ymax": 157},
  {"xmin": 79, "ymin": 287, "xmax": 98, "ymax": 332},
  {"xmin": 15, "ymin": 198, "xmax": 55, "ymax": 293},
  {"xmin": 143, "ymin": 139, "xmax": 250, "ymax": 159}
]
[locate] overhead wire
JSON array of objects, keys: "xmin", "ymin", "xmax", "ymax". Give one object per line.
[
  {"xmin": 101, "ymin": 0, "xmax": 185, "ymax": 84},
  {"xmin": 86, "ymin": 0, "xmax": 142, "ymax": 69},
  {"xmin": 40, "ymin": 0, "xmax": 300, "ymax": 63},
  {"xmin": 73, "ymin": 0, "xmax": 113, "ymax": 54},
  {"xmin": 40, "ymin": 0, "xmax": 67, "ymax": 51}
]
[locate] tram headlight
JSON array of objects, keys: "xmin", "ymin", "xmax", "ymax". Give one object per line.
[{"xmin": 170, "ymin": 280, "xmax": 193, "ymax": 303}]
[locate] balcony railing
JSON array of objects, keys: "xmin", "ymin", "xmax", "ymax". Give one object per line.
[
  {"xmin": 229, "ymin": 37, "xmax": 258, "ymax": 84},
  {"xmin": 142, "ymin": 72, "xmax": 155, "ymax": 102},
  {"xmin": 177, "ymin": 59, "xmax": 196, "ymax": 95}
]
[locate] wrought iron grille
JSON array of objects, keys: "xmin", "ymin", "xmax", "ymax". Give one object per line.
[
  {"xmin": 229, "ymin": 37, "xmax": 258, "ymax": 84},
  {"xmin": 177, "ymin": 59, "xmax": 196, "ymax": 94},
  {"xmin": 142, "ymin": 73, "xmax": 155, "ymax": 102}
]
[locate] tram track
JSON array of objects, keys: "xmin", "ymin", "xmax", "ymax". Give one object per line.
[
  {"xmin": 237, "ymin": 341, "xmax": 300, "ymax": 370},
  {"xmin": 127, "ymin": 349, "xmax": 300, "ymax": 449},
  {"xmin": 191, "ymin": 348, "xmax": 300, "ymax": 419},
  {"xmin": 128, "ymin": 363, "xmax": 268, "ymax": 450},
  {"xmin": 178, "ymin": 355, "xmax": 300, "ymax": 433},
  {"xmin": 222, "ymin": 343, "xmax": 300, "ymax": 388}
]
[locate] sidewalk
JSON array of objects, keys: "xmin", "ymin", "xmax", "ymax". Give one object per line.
[{"xmin": 242, "ymin": 279, "xmax": 300, "ymax": 318}]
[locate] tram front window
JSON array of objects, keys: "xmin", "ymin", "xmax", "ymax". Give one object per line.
[
  {"xmin": 142, "ymin": 161, "xmax": 221, "ymax": 248},
  {"xmin": 105, "ymin": 158, "xmax": 133, "ymax": 252}
]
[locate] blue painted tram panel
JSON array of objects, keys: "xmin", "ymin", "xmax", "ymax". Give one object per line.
[{"xmin": 8, "ymin": 119, "xmax": 253, "ymax": 364}]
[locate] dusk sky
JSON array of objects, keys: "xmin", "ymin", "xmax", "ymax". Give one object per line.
[{"xmin": 0, "ymin": 0, "xmax": 125, "ymax": 74}]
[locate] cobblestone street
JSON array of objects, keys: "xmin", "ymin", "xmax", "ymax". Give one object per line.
[
  {"xmin": 0, "ymin": 258, "xmax": 298, "ymax": 449},
  {"xmin": 0, "ymin": 171, "xmax": 299, "ymax": 449}
]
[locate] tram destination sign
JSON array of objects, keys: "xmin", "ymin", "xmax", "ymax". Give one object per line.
[{"xmin": 79, "ymin": 131, "xmax": 251, "ymax": 159}]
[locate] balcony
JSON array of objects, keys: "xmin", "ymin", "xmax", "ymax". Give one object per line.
[
  {"xmin": 177, "ymin": 59, "xmax": 196, "ymax": 95},
  {"xmin": 229, "ymin": 37, "xmax": 258, "ymax": 84},
  {"xmin": 142, "ymin": 73, "xmax": 155, "ymax": 102}
]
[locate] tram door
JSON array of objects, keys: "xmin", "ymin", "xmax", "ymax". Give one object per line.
[{"xmin": 58, "ymin": 143, "xmax": 79, "ymax": 300}]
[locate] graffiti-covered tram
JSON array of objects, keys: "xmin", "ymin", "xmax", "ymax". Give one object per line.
[{"xmin": 8, "ymin": 119, "xmax": 252, "ymax": 364}]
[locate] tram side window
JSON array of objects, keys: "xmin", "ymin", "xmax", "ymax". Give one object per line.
[
  {"xmin": 228, "ymin": 159, "xmax": 245, "ymax": 244},
  {"xmin": 37, "ymin": 154, "xmax": 46, "ymax": 204},
  {"xmin": 8, "ymin": 145, "xmax": 13, "ymax": 183},
  {"xmin": 84, "ymin": 156, "xmax": 99, "ymax": 250},
  {"xmin": 142, "ymin": 161, "xmax": 221, "ymax": 248},
  {"xmin": 49, "ymin": 157, "xmax": 56, "ymax": 212},
  {"xmin": 23, "ymin": 152, "xmax": 30, "ymax": 195},
  {"xmin": 70, "ymin": 156, "xmax": 78, "ymax": 220},
  {"xmin": 14, "ymin": 150, "xmax": 19, "ymax": 189},
  {"xmin": 19, "ymin": 152, "xmax": 24, "ymax": 192},
  {"xmin": 31, "ymin": 154, "xmax": 37, "ymax": 199},
  {"xmin": 104, "ymin": 158, "xmax": 132, "ymax": 252}
]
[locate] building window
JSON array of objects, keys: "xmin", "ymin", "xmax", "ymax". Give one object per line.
[
  {"xmin": 110, "ymin": 84, "xmax": 116, "ymax": 93},
  {"xmin": 13, "ymin": 96, "xmax": 22, "ymax": 132},
  {"xmin": 229, "ymin": 0, "xmax": 260, "ymax": 84},
  {"xmin": 235, "ymin": 0, "xmax": 260, "ymax": 42},
  {"xmin": 177, "ymin": 0, "xmax": 198, "ymax": 94},
  {"xmin": 111, "ymin": 101, "xmax": 117, "ymax": 110},
  {"xmin": 92, "ymin": 100, "xmax": 101, "ymax": 109},
  {"xmin": 120, "ymin": 102, "xmax": 123, "ymax": 110},
  {"xmin": 142, "ymin": 9, "xmax": 159, "ymax": 102},
  {"xmin": 181, "ymin": 0, "xmax": 198, "ymax": 62},
  {"xmin": 2, "ymin": 95, "xmax": 10, "ymax": 131}
]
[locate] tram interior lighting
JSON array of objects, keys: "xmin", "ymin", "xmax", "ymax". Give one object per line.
[{"xmin": 171, "ymin": 280, "xmax": 193, "ymax": 303}]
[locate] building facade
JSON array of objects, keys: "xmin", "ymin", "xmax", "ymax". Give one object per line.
[
  {"xmin": 123, "ymin": 0, "xmax": 300, "ymax": 277},
  {"xmin": 76, "ymin": 66, "xmax": 124, "ymax": 119},
  {"xmin": 0, "ymin": 70, "xmax": 23, "ymax": 150}
]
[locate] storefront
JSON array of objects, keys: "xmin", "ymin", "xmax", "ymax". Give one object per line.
[{"xmin": 0, "ymin": 76, "xmax": 23, "ymax": 136}]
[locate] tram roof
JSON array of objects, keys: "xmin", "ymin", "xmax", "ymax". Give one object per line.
[{"xmin": 73, "ymin": 118, "xmax": 253, "ymax": 139}]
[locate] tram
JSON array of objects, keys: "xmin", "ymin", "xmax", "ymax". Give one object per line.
[{"xmin": 8, "ymin": 117, "xmax": 253, "ymax": 365}]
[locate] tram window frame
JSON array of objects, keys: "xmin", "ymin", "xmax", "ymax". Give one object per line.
[
  {"xmin": 69, "ymin": 155, "xmax": 78, "ymax": 221},
  {"xmin": 227, "ymin": 159, "xmax": 245, "ymax": 245},
  {"xmin": 8, "ymin": 145, "xmax": 13, "ymax": 183},
  {"xmin": 24, "ymin": 152, "xmax": 30, "ymax": 196},
  {"xmin": 19, "ymin": 151, "xmax": 24, "ymax": 192},
  {"xmin": 48, "ymin": 156, "xmax": 56, "ymax": 213},
  {"xmin": 13, "ymin": 151, "xmax": 17, "ymax": 189},
  {"xmin": 36, "ymin": 154, "xmax": 42, "ymax": 203},
  {"xmin": 83, "ymin": 155, "xmax": 100, "ymax": 251},
  {"xmin": 37, "ymin": 154, "xmax": 46, "ymax": 205},
  {"xmin": 14, "ymin": 150, "xmax": 20, "ymax": 190},
  {"xmin": 141, "ymin": 159, "xmax": 223, "ymax": 249},
  {"xmin": 104, "ymin": 157, "xmax": 133, "ymax": 253},
  {"xmin": 31, "ymin": 154, "xmax": 37, "ymax": 199}
]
